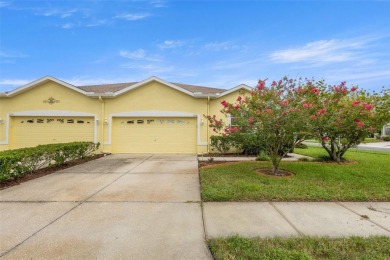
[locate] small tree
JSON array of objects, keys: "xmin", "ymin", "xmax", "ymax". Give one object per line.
[
  {"xmin": 301, "ymin": 81, "xmax": 389, "ymax": 162},
  {"xmin": 206, "ymin": 77, "xmax": 309, "ymax": 175}
]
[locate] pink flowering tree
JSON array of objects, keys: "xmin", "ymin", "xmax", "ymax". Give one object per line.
[
  {"xmin": 301, "ymin": 80, "xmax": 389, "ymax": 162},
  {"xmin": 206, "ymin": 77, "xmax": 309, "ymax": 175}
]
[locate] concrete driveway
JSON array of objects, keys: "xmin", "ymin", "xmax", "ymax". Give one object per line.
[{"xmin": 0, "ymin": 154, "xmax": 212, "ymax": 259}]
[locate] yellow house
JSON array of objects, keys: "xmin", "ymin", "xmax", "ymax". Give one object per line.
[{"xmin": 0, "ymin": 76, "xmax": 250, "ymax": 154}]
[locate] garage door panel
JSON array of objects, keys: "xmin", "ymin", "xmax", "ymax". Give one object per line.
[
  {"xmin": 112, "ymin": 117, "xmax": 196, "ymax": 153},
  {"xmin": 10, "ymin": 116, "xmax": 94, "ymax": 149}
]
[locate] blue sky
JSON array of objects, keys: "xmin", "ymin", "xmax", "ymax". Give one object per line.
[{"xmin": 0, "ymin": 0, "xmax": 389, "ymax": 92}]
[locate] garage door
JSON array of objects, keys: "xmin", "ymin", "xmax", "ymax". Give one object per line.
[
  {"xmin": 112, "ymin": 117, "xmax": 197, "ymax": 153},
  {"xmin": 10, "ymin": 116, "xmax": 94, "ymax": 149}
]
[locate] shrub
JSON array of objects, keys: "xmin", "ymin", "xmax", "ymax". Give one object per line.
[
  {"xmin": 256, "ymin": 151, "xmax": 270, "ymax": 161},
  {"xmin": 210, "ymin": 135, "xmax": 232, "ymax": 154},
  {"xmin": 383, "ymin": 136, "xmax": 390, "ymax": 141},
  {"xmin": 0, "ymin": 142, "xmax": 99, "ymax": 182},
  {"xmin": 295, "ymin": 143, "xmax": 308, "ymax": 149}
]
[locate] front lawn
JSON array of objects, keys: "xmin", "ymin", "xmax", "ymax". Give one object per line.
[
  {"xmin": 200, "ymin": 147, "xmax": 390, "ymax": 201},
  {"xmin": 208, "ymin": 236, "xmax": 390, "ymax": 260}
]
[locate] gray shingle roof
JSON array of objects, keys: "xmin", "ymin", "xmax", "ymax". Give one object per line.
[{"xmin": 77, "ymin": 82, "xmax": 226, "ymax": 94}]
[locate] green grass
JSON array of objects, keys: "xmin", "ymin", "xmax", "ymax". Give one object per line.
[
  {"xmin": 200, "ymin": 147, "xmax": 390, "ymax": 201},
  {"xmin": 208, "ymin": 236, "xmax": 390, "ymax": 260}
]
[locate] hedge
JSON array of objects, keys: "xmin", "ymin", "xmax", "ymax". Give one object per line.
[{"xmin": 0, "ymin": 142, "xmax": 100, "ymax": 182}]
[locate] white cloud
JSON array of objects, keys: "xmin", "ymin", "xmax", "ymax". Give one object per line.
[
  {"xmin": 0, "ymin": 79, "xmax": 31, "ymax": 89},
  {"xmin": 158, "ymin": 40, "xmax": 184, "ymax": 49},
  {"xmin": 0, "ymin": 1, "xmax": 10, "ymax": 8},
  {"xmin": 119, "ymin": 49, "xmax": 162, "ymax": 61},
  {"xmin": 119, "ymin": 49, "xmax": 146, "ymax": 59},
  {"xmin": 40, "ymin": 8, "xmax": 79, "ymax": 18},
  {"xmin": 114, "ymin": 13, "xmax": 151, "ymax": 21},
  {"xmin": 150, "ymin": 0, "xmax": 166, "ymax": 8},
  {"xmin": 204, "ymin": 41, "xmax": 242, "ymax": 51},
  {"xmin": 61, "ymin": 23, "xmax": 74, "ymax": 29},
  {"xmin": 86, "ymin": 20, "xmax": 108, "ymax": 27},
  {"xmin": 0, "ymin": 50, "xmax": 27, "ymax": 58},
  {"xmin": 269, "ymin": 39, "xmax": 367, "ymax": 65}
]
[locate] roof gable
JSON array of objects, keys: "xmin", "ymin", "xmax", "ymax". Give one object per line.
[{"xmin": 3, "ymin": 76, "xmax": 90, "ymax": 97}]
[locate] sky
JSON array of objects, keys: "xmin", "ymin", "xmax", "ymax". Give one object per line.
[{"xmin": 0, "ymin": 0, "xmax": 389, "ymax": 92}]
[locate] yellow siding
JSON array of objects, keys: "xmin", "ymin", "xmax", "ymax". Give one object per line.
[
  {"xmin": 0, "ymin": 78, "xmax": 247, "ymax": 154},
  {"xmin": 112, "ymin": 117, "xmax": 196, "ymax": 153}
]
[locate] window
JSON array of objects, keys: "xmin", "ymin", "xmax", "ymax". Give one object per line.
[
  {"xmin": 229, "ymin": 115, "xmax": 237, "ymax": 126},
  {"xmin": 158, "ymin": 119, "xmax": 164, "ymax": 124},
  {"xmin": 57, "ymin": 119, "xmax": 64, "ymax": 123},
  {"xmin": 77, "ymin": 120, "xmax": 84, "ymax": 124},
  {"xmin": 147, "ymin": 119, "xmax": 155, "ymax": 124},
  {"xmin": 167, "ymin": 119, "xmax": 174, "ymax": 124},
  {"xmin": 27, "ymin": 119, "xmax": 34, "ymax": 124},
  {"xmin": 137, "ymin": 119, "xmax": 144, "ymax": 124},
  {"xmin": 67, "ymin": 119, "xmax": 74, "ymax": 124},
  {"xmin": 47, "ymin": 119, "xmax": 54, "ymax": 123},
  {"xmin": 127, "ymin": 120, "xmax": 135, "ymax": 124},
  {"xmin": 37, "ymin": 119, "xmax": 44, "ymax": 123},
  {"xmin": 177, "ymin": 120, "xmax": 185, "ymax": 125}
]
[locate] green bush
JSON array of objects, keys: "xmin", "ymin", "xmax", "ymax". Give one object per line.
[
  {"xmin": 256, "ymin": 151, "xmax": 270, "ymax": 161},
  {"xmin": 0, "ymin": 142, "xmax": 99, "ymax": 182},
  {"xmin": 210, "ymin": 135, "xmax": 232, "ymax": 154},
  {"xmin": 383, "ymin": 136, "xmax": 390, "ymax": 141}
]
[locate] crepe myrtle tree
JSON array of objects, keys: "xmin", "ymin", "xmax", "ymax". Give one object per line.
[
  {"xmin": 300, "ymin": 80, "xmax": 390, "ymax": 162},
  {"xmin": 206, "ymin": 77, "xmax": 309, "ymax": 175}
]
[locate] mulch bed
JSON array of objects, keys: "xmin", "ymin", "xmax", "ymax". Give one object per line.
[{"xmin": 0, "ymin": 154, "xmax": 105, "ymax": 190}]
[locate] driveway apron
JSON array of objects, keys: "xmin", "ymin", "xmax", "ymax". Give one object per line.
[{"xmin": 0, "ymin": 154, "xmax": 212, "ymax": 259}]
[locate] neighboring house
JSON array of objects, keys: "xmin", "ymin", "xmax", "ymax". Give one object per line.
[{"xmin": 0, "ymin": 76, "xmax": 250, "ymax": 154}]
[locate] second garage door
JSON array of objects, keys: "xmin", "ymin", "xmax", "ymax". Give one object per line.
[{"xmin": 112, "ymin": 117, "xmax": 197, "ymax": 153}]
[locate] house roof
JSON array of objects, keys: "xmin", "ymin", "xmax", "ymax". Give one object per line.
[
  {"xmin": 78, "ymin": 82, "xmax": 226, "ymax": 95},
  {"xmin": 1, "ymin": 76, "xmax": 251, "ymax": 98}
]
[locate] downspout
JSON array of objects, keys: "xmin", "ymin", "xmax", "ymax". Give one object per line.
[
  {"xmin": 207, "ymin": 96, "xmax": 210, "ymax": 153},
  {"xmin": 99, "ymin": 96, "xmax": 105, "ymax": 152}
]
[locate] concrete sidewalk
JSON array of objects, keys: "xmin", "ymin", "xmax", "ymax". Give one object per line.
[
  {"xmin": 198, "ymin": 153, "xmax": 312, "ymax": 162},
  {"xmin": 203, "ymin": 202, "xmax": 390, "ymax": 238},
  {"xmin": 305, "ymin": 141, "xmax": 390, "ymax": 152}
]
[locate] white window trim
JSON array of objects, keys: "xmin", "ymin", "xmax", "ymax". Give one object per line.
[
  {"xmin": 105, "ymin": 110, "xmax": 207, "ymax": 146},
  {"xmin": 0, "ymin": 110, "xmax": 99, "ymax": 145}
]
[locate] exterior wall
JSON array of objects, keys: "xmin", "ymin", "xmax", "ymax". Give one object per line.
[
  {"xmin": 0, "ymin": 81, "xmax": 101, "ymax": 151},
  {"xmin": 102, "ymin": 81, "xmax": 209, "ymax": 154},
  {"xmin": 0, "ymin": 79, "xmax": 248, "ymax": 153}
]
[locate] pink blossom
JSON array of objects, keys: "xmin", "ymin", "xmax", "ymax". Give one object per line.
[
  {"xmin": 279, "ymin": 100, "xmax": 288, "ymax": 107},
  {"xmin": 234, "ymin": 104, "xmax": 240, "ymax": 110},
  {"xmin": 256, "ymin": 109, "xmax": 261, "ymax": 114},
  {"xmin": 257, "ymin": 80, "xmax": 265, "ymax": 90},
  {"xmin": 311, "ymin": 88, "xmax": 320, "ymax": 95},
  {"xmin": 303, "ymin": 103, "xmax": 310, "ymax": 108},
  {"xmin": 352, "ymin": 100, "xmax": 360, "ymax": 107},
  {"xmin": 317, "ymin": 109, "xmax": 326, "ymax": 115},
  {"xmin": 363, "ymin": 103, "xmax": 373, "ymax": 110},
  {"xmin": 221, "ymin": 100, "xmax": 229, "ymax": 107},
  {"xmin": 323, "ymin": 137, "xmax": 329, "ymax": 142},
  {"xmin": 271, "ymin": 81, "xmax": 277, "ymax": 86},
  {"xmin": 265, "ymin": 109, "xmax": 272, "ymax": 114},
  {"xmin": 249, "ymin": 117, "xmax": 254, "ymax": 124},
  {"xmin": 356, "ymin": 121, "xmax": 365, "ymax": 128},
  {"xmin": 297, "ymin": 88, "xmax": 303, "ymax": 93},
  {"xmin": 351, "ymin": 86, "xmax": 358, "ymax": 91},
  {"xmin": 237, "ymin": 96, "xmax": 242, "ymax": 101},
  {"xmin": 230, "ymin": 127, "xmax": 238, "ymax": 133},
  {"xmin": 369, "ymin": 126, "xmax": 375, "ymax": 132}
]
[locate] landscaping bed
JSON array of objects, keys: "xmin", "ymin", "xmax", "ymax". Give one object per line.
[
  {"xmin": 0, "ymin": 153, "xmax": 104, "ymax": 189},
  {"xmin": 200, "ymin": 147, "xmax": 390, "ymax": 201},
  {"xmin": 208, "ymin": 236, "xmax": 390, "ymax": 260}
]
